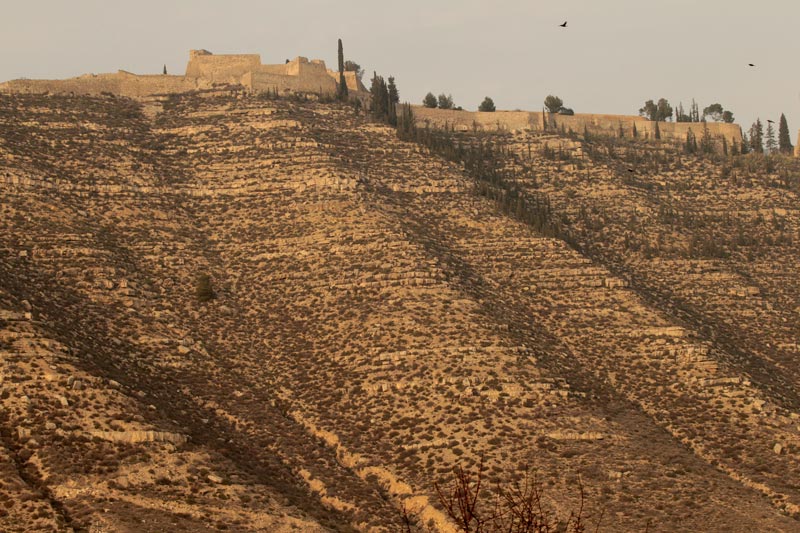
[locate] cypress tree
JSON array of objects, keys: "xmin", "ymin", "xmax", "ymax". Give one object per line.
[
  {"xmin": 654, "ymin": 120, "xmax": 661, "ymax": 140},
  {"xmin": 337, "ymin": 39, "xmax": 348, "ymax": 100},
  {"xmin": 749, "ymin": 119, "xmax": 764, "ymax": 153},
  {"xmin": 163, "ymin": 64, "xmax": 167, "ymax": 75},
  {"xmin": 778, "ymin": 113, "xmax": 793, "ymax": 154},
  {"xmin": 387, "ymin": 77, "xmax": 399, "ymax": 105}
]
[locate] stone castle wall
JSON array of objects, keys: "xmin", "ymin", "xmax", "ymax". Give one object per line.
[
  {"xmin": 0, "ymin": 71, "xmax": 198, "ymax": 97},
  {"xmin": 184, "ymin": 50, "xmax": 261, "ymax": 83},
  {"xmin": 412, "ymin": 106, "xmax": 743, "ymax": 153},
  {"xmin": 0, "ymin": 49, "xmax": 367, "ymax": 99}
]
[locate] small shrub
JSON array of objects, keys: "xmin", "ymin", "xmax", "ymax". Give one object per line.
[{"xmin": 196, "ymin": 273, "xmax": 215, "ymax": 302}]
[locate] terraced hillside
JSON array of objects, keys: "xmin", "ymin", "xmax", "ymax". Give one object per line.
[{"xmin": 0, "ymin": 92, "xmax": 798, "ymax": 532}]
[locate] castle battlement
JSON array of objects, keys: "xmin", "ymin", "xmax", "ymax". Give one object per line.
[{"xmin": 0, "ymin": 49, "xmax": 368, "ymax": 99}]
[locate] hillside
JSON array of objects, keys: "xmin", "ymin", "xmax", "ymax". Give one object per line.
[{"xmin": 0, "ymin": 91, "xmax": 799, "ymax": 532}]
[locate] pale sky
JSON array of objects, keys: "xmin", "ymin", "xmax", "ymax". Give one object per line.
[{"xmin": 1, "ymin": 0, "xmax": 798, "ymax": 135}]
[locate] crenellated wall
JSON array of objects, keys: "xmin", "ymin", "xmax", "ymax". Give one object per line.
[{"xmin": 411, "ymin": 106, "xmax": 743, "ymax": 153}]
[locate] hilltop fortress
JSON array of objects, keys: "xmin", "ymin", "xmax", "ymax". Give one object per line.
[
  {"xmin": 5, "ymin": 49, "xmax": 796, "ymax": 156},
  {"xmin": 0, "ymin": 49, "xmax": 367, "ymax": 98}
]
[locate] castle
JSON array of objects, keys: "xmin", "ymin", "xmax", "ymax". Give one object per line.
[{"xmin": 0, "ymin": 49, "xmax": 367, "ymax": 98}]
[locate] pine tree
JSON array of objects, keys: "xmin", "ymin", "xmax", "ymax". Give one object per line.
[
  {"xmin": 423, "ymin": 92, "xmax": 438, "ymax": 108},
  {"xmin": 478, "ymin": 97, "xmax": 495, "ymax": 112},
  {"xmin": 765, "ymin": 122, "xmax": 777, "ymax": 154},
  {"xmin": 778, "ymin": 113, "xmax": 793, "ymax": 154},
  {"xmin": 749, "ymin": 119, "xmax": 764, "ymax": 153},
  {"xmin": 337, "ymin": 39, "xmax": 348, "ymax": 101}
]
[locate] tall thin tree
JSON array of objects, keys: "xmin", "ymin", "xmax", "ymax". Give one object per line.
[
  {"xmin": 337, "ymin": 38, "xmax": 348, "ymax": 100},
  {"xmin": 778, "ymin": 113, "xmax": 793, "ymax": 154}
]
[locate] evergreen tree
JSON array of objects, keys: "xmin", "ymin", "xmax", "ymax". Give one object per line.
[
  {"xmin": 423, "ymin": 92, "xmax": 438, "ymax": 108},
  {"xmin": 691, "ymin": 99, "xmax": 700, "ymax": 122},
  {"xmin": 765, "ymin": 122, "xmax": 777, "ymax": 154},
  {"xmin": 700, "ymin": 122, "xmax": 714, "ymax": 154},
  {"xmin": 749, "ymin": 119, "xmax": 764, "ymax": 153},
  {"xmin": 478, "ymin": 97, "xmax": 496, "ymax": 112},
  {"xmin": 370, "ymin": 72, "xmax": 391, "ymax": 123},
  {"xmin": 632, "ymin": 122, "xmax": 638, "ymax": 138},
  {"xmin": 437, "ymin": 93, "xmax": 454, "ymax": 110},
  {"xmin": 722, "ymin": 136, "xmax": 729, "ymax": 156},
  {"xmin": 740, "ymin": 132, "xmax": 750, "ymax": 154},
  {"xmin": 639, "ymin": 100, "xmax": 658, "ymax": 121},
  {"xmin": 163, "ymin": 64, "xmax": 167, "ymax": 75},
  {"xmin": 654, "ymin": 120, "xmax": 661, "ymax": 140},
  {"xmin": 656, "ymin": 98, "xmax": 673, "ymax": 122},
  {"xmin": 685, "ymin": 130, "xmax": 697, "ymax": 153},
  {"xmin": 722, "ymin": 110, "xmax": 734, "ymax": 123},
  {"xmin": 778, "ymin": 113, "xmax": 793, "ymax": 154},
  {"xmin": 703, "ymin": 103, "xmax": 724, "ymax": 122},
  {"xmin": 544, "ymin": 95, "xmax": 563, "ymax": 113},
  {"xmin": 196, "ymin": 274, "xmax": 215, "ymax": 302},
  {"xmin": 397, "ymin": 103, "xmax": 416, "ymax": 139},
  {"xmin": 387, "ymin": 77, "xmax": 399, "ymax": 105},
  {"xmin": 337, "ymin": 39, "xmax": 348, "ymax": 100}
]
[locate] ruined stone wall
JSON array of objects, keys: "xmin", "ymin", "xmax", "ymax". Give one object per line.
[
  {"xmin": 411, "ymin": 106, "xmax": 743, "ymax": 153},
  {"xmin": 184, "ymin": 51, "xmax": 261, "ymax": 83},
  {"xmin": 0, "ymin": 72, "xmax": 196, "ymax": 97}
]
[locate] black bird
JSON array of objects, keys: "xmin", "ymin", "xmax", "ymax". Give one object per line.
[
  {"xmin": 559, "ymin": 21, "xmax": 568, "ymax": 27},
  {"xmin": 767, "ymin": 119, "xmax": 775, "ymax": 124},
  {"xmin": 748, "ymin": 63, "xmax": 755, "ymax": 67}
]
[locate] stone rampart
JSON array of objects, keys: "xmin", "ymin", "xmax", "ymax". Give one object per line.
[
  {"xmin": 411, "ymin": 106, "xmax": 743, "ymax": 153},
  {"xmin": 1, "ymin": 49, "xmax": 367, "ymax": 100},
  {"xmin": 0, "ymin": 71, "xmax": 197, "ymax": 97},
  {"xmin": 184, "ymin": 49, "xmax": 261, "ymax": 83}
]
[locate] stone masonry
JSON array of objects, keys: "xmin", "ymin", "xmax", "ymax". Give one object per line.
[{"xmin": 0, "ymin": 49, "xmax": 367, "ymax": 99}]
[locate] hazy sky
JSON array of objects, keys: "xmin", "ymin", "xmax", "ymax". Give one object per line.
[{"xmin": 1, "ymin": 1, "xmax": 798, "ymax": 135}]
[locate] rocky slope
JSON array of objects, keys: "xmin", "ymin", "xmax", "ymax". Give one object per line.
[{"xmin": 0, "ymin": 92, "xmax": 798, "ymax": 532}]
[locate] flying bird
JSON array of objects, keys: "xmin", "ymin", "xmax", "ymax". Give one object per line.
[
  {"xmin": 767, "ymin": 119, "xmax": 775, "ymax": 124},
  {"xmin": 559, "ymin": 21, "xmax": 568, "ymax": 27},
  {"xmin": 748, "ymin": 63, "xmax": 755, "ymax": 67}
]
